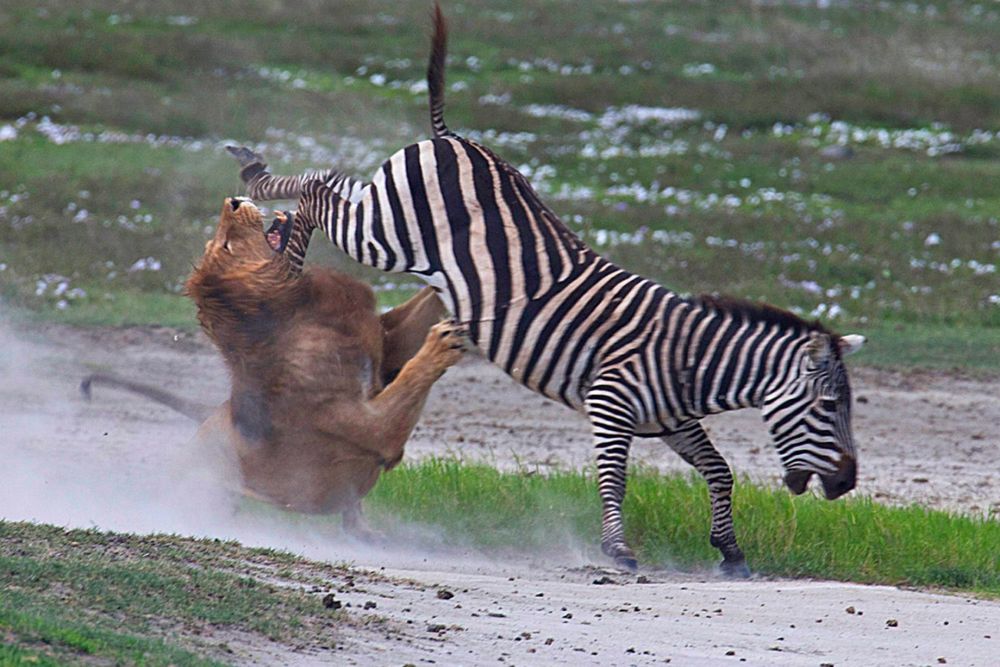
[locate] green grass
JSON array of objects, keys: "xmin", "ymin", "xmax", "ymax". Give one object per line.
[
  {"xmin": 3, "ymin": 459, "xmax": 998, "ymax": 660},
  {"xmin": 852, "ymin": 320, "xmax": 1000, "ymax": 372},
  {"xmin": 1, "ymin": 0, "xmax": 998, "ymax": 369},
  {"xmin": 0, "ymin": 522, "xmax": 366, "ymax": 665},
  {"xmin": 367, "ymin": 459, "xmax": 1000, "ymax": 596}
]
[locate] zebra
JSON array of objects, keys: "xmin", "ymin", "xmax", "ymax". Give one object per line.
[
  {"xmin": 226, "ymin": 145, "xmax": 366, "ymax": 273},
  {"xmin": 229, "ymin": 4, "xmax": 866, "ymax": 575}
]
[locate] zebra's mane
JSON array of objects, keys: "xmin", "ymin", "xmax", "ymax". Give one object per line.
[{"xmin": 692, "ymin": 293, "xmax": 834, "ymax": 337}]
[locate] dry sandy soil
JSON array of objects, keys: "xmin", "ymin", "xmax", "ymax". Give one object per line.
[{"xmin": 2, "ymin": 321, "xmax": 999, "ymax": 666}]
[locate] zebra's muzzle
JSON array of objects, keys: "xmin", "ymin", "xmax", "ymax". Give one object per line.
[
  {"xmin": 784, "ymin": 456, "xmax": 856, "ymax": 499},
  {"xmin": 819, "ymin": 455, "xmax": 856, "ymax": 500},
  {"xmin": 783, "ymin": 470, "xmax": 813, "ymax": 496}
]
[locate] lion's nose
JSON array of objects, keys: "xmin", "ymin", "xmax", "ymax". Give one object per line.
[{"xmin": 230, "ymin": 198, "xmax": 242, "ymax": 211}]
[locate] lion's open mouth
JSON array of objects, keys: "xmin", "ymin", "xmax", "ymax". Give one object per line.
[{"xmin": 264, "ymin": 215, "xmax": 291, "ymax": 253}]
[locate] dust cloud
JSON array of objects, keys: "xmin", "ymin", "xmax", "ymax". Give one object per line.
[{"xmin": 0, "ymin": 318, "xmax": 593, "ymax": 573}]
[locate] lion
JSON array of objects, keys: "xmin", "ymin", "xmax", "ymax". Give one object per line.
[{"xmin": 82, "ymin": 197, "xmax": 463, "ymax": 536}]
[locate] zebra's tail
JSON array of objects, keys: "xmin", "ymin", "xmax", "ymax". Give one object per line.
[
  {"xmin": 80, "ymin": 372, "xmax": 215, "ymax": 423},
  {"xmin": 427, "ymin": 1, "xmax": 454, "ymax": 138}
]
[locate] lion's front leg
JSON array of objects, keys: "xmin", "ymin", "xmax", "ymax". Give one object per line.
[
  {"xmin": 317, "ymin": 320, "xmax": 466, "ymax": 465},
  {"xmin": 380, "ymin": 287, "xmax": 447, "ymax": 385},
  {"xmin": 342, "ymin": 500, "xmax": 384, "ymax": 543}
]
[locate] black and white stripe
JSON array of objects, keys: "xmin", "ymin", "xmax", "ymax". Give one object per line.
[{"xmin": 238, "ymin": 7, "xmax": 865, "ymax": 573}]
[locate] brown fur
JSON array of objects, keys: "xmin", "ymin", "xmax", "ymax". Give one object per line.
[{"xmin": 86, "ymin": 198, "xmax": 459, "ymax": 534}]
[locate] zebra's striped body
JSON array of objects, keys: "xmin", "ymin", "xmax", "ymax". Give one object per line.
[{"xmin": 233, "ymin": 6, "xmax": 864, "ymax": 573}]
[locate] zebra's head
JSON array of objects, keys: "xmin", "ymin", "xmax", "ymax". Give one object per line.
[{"xmin": 761, "ymin": 331, "xmax": 866, "ymax": 500}]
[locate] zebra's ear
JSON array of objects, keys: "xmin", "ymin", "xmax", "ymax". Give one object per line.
[
  {"xmin": 805, "ymin": 331, "xmax": 833, "ymax": 365},
  {"xmin": 838, "ymin": 334, "xmax": 866, "ymax": 356}
]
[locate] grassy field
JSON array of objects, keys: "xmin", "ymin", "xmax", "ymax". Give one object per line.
[
  {"xmin": 0, "ymin": 521, "xmax": 380, "ymax": 665},
  {"xmin": 0, "ymin": 0, "xmax": 998, "ymax": 369}
]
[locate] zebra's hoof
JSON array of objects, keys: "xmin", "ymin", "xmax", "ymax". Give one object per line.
[
  {"xmin": 226, "ymin": 145, "xmax": 264, "ymax": 168},
  {"xmin": 614, "ymin": 554, "xmax": 639, "ymax": 572},
  {"xmin": 719, "ymin": 558, "xmax": 751, "ymax": 579}
]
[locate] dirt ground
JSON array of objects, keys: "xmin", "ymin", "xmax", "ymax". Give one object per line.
[{"xmin": 2, "ymin": 321, "xmax": 999, "ymax": 666}]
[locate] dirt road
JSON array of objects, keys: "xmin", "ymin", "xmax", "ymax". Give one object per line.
[{"xmin": 2, "ymin": 322, "xmax": 999, "ymax": 666}]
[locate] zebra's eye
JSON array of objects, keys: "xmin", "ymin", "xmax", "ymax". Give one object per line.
[{"xmin": 819, "ymin": 397, "xmax": 838, "ymax": 412}]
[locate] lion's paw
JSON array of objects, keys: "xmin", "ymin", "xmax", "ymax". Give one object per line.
[{"xmin": 423, "ymin": 319, "xmax": 467, "ymax": 369}]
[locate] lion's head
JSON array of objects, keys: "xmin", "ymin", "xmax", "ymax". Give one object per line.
[
  {"xmin": 186, "ymin": 198, "xmax": 300, "ymax": 344},
  {"xmin": 200, "ymin": 197, "xmax": 276, "ymax": 266}
]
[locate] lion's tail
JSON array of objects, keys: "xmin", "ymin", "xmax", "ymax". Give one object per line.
[{"xmin": 80, "ymin": 372, "xmax": 214, "ymax": 423}]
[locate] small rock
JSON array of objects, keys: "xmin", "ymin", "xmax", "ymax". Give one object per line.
[
  {"xmin": 592, "ymin": 575, "xmax": 614, "ymax": 585},
  {"xmin": 938, "ymin": 659, "xmax": 947, "ymax": 664},
  {"xmin": 845, "ymin": 606, "xmax": 856, "ymax": 615},
  {"xmin": 437, "ymin": 589, "xmax": 455, "ymax": 600},
  {"xmin": 636, "ymin": 575, "xmax": 651, "ymax": 584},
  {"xmin": 322, "ymin": 594, "xmax": 341, "ymax": 610},
  {"xmin": 562, "ymin": 612, "xmax": 573, "ymax": 619},
  {"xmin": 363, "ymin": 600, "xmax": 377, "ymax": 610},
  {"xmin": 726, "ymin": 649, "xmax": 736, "ymax": 656},
  {"xmin": 427, "ymin": 623, "xmax": 447, "ymax": 633},
  {"xmin": 886, "ymin": 619, "xmax": 899, "ymax": 628},
  {"xmin": 545, "ymin": 638, "xmax": 554, "ymax": 646}
]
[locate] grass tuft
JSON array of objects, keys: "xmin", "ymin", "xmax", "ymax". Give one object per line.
[{"xmin": 368, "ymin": 460, "xmax": 1000, "ymax": 596}]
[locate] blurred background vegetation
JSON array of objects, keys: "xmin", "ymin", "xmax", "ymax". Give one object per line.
[{"xmin": 1, "ymin": 0, "xmax": 998, "ymax": 369}]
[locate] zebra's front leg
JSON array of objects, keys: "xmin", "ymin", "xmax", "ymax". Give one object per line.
[
  {"xmin": 226, "ymin": 145, "xmax": 319, "ymax": 201},
  {"xmin": 663, "ymin": 421, "xmax": 750, "ymax": 578},
  {"xmin": 226, "ymin": 145, "xmax": 271, "ymax": 192},
  {"xmin": 585, "ymin": 382, "xmax": 640, "ymax": 571}
]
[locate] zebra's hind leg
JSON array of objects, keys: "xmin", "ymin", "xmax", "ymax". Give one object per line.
[
  {"xmin": 585, "ymin": 381, "xmax": 640, "ymax": 571},
  {"xmin": 663, "ymin": 422, "xmax": 750, "ymax": 578}
]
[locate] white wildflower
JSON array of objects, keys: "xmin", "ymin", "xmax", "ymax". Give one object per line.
[{"xmin": 129, "ymin": 257, "xmax": 162, "ymax": 272}]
